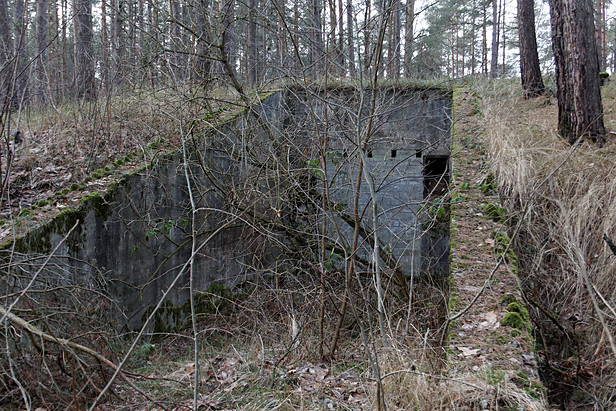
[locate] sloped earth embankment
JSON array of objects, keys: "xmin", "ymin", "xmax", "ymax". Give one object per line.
[{"xmin": 446, "ymin": 89, "xmax": 548, "ymax": 408}]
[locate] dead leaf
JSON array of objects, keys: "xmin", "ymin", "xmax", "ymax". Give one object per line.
[
  {"xmin": 457, "ymin": 346, "xmax": 481, "ymax": 357},
  {"xmin": 479, "ymin": 311, "xmax": 499, "ymax": 329}
]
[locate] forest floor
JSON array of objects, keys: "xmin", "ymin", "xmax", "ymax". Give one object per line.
[
  {"xmin": 0, "ymin": 84, "xmax": 553, "ymax": 409},
  {"xmin": 445, "ymin": 88, "xmax": 547, "ymax": 408},
  {"xmin": 0, "ymin": 87, "xmax": 241, "ymax": 244}
]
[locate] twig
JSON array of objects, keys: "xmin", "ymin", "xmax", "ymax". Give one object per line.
[
  {"xmin": 0, "ymin": 304, "xmax": 167, "ymax": 409},
  {"xmin": 603, "ymin": 233, "xmax": 616, "ymax": 256},
  {"xmin": 89, "ymin": 213, "xmax": 242, "ymax": 410},
  {"xmin": 0, "ymin": 220, "xmax": 80, "ymax": 326}
]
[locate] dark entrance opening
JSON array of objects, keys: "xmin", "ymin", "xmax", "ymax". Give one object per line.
[{"xmin": 423, "ymin": 155, "xmax": 449, "ymax": 199}]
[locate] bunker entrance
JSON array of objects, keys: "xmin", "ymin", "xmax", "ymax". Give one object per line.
[
  {"xmin": 423, "ymin": 155, "xmax": 450, "ymax": 200},
  {"xmin": 3, "ymin": 87, "xmax": 454, "ymax": 332},
  {"xmin": 420, "ymin": 154, "xmax": 451, "ymax": 279}
]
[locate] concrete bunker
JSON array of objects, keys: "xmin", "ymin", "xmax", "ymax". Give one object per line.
[{"xmin": 1, "ymin": 86, "xmax": 453, "ymax": 331}]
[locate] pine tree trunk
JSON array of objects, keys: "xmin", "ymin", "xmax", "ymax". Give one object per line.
[
  {"xmin": 470, "ymin": 0, "xmax": 476, "ymax": 74},
  {"xmin": 35, "ymin": 0, "xmax": 48, "ymax": 103},
  {"xmin": 73, "ymin": 0, "xmax": 96, "ymax": 100},
  {"xmin": 170, "ymin": 1, "xmax": 182, "ymax": 77},
  {"xmin": 338, "ymin": 0, "xmax": 344, "ymax": 73},
  {"xmin": 328, "ymin": 0, "xmax": 337, "ymax": 74},
  {"xmin": 518, "ymin": 0, "xmax": 545, "ymax": 98},
  {"xmin": 195, "ymin": 0, "xmax": 211, "ymax": 85},
  {"xmin": 112, "ymin": 0, "xmax": 125, "ymax": 88},
  {"xmin": 482, "ymin": 2, "xmax": 488, "ymax": 74},
  {"xmin": 219, "ymin": 0, "xmax": 236, "ymax": 78},
  {"xmin": 247, "ymin": 0, "xmax": 258, "ymax": 85},
  {"xmin": 279, "ymin": 0, "xmax": 288, "ymax": 72},
  {"xmin": 549, "ymin": 0, "xmax": 605, "ymax": 143},
  {"xmin": 404, "ymin": 0, "xmax": 414, "ymax": 77},
  {"xmin": 490, "ymin": 0, "xmax": 500, "ymax": 77},
  {"xmin": 13, "ymin": 0, "xmax": 28, "ymax": 107},
  {"xmin": 149, "ymin": 0, "xmax": 159, "ymax": 86},
  {"xmin": 392, "ymin": 0, "xmax": 400, "ymax": 78},
  {"xmin": 311, "ymin": 0, "xmax": 324, "ymax": 74},
  {"xmin": 101, "ymin": 0, "xmax": 110, "ymax": 92},
  {"xmin": 51, "ymin": 0, "xmax": 59, "ymax": 98},
  {"xmin": 595, "ymin": 0, "xmax": 604, "ymax": 71},
  {"xmin": 0, "ymin": 0, "xmax": 10, "ymax": 105},
  {"xmin": 501, "ymin": 0, "xmax": 506, "ymax": 75},
  {"xmin": 347, "ymin": 0, "xmax": 355, "ymax": 77},
  {"xmin": 363, "ymin": 0, "xmax": 371, "ymax": 73}
]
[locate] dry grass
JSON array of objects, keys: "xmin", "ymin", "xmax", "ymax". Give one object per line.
[
  {"xmin": 379, "ymin": 338, "xmax": 546, "ymax": 410},
  {"xmin": 1, "ymin": 84, "xmax": 242, "ymax": 220},
  {"xmin": 478, "ymin": 78, "xmax": 616, "ymax": 407},
  {"xmin": 0, "ymin": 80, "xmax": 560, "ymax": 409}
]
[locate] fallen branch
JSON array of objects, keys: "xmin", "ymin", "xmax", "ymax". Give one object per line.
[{"xmin": 0, "ymin": 304, "xmax": 168, "ymax": 409}]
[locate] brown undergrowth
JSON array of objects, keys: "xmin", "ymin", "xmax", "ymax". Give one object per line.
[
  {"xmin": 479, "ymin": 78, "xmax": 616, "ymax": 408},
  {"xmin": 1, "ymin": 86, "xmax": 239, "ymax": 221},
  {"xmin": 0, "ymin": 81, "xmax": 554, "ymax": 409}
]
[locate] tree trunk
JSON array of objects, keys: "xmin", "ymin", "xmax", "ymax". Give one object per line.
[
  {"xmin": 392, "ymin": 0, "xmax": 400, "ymax": 78},
  {"xmin": 404, "ymin": 0, "xmax": 414, "ymax": 77},
  {"xmin": 328, "ymin": 0, "xmax": 337, "ymax": 74},
  {"xmin": 595, "ymin": 0, "xmax": 605, "ymax": 71},
  {"xmin": 148, "ymin": 0, "xmax": 159, "ymax": 86},
  {"xmin": 0, "ymin": 0, "xmax": 10, "ymax": 105},
  {"xmin": 169, "ymin": 1, "xmax": 183, "ymax": 77},
  {"xmin": 518, "ymin": 0, "xmax": 545, "ymax": 98},
  {"xmin": 62, "ymin": 0, "xmax": 68, "ymax": 99},
  {"xmin": 490, "ymin": 0, "xmax": 500, "ymax": 77},
  {"xmin": 13, "ymin": 0, "xmax": 28, "ymax": 107},
  {"xmin": 502, "ymin": 0, "xmax": 506, "ymax": 75},
  {"xmin": 363, "ymin": 0, "xmax": 371, "ymax": 73},
  {"xmin": 338, "ymin": 0, "xmax": 344, "ymax": 73},
  {"xmin": 51, "ymin": 0, "xmax": 59, "ymax": 98},
  {"xmin": 247, "ymin": 0, "xmax": 258, "ymax": 85},
  {"xmin": 293, "ymin": 0, "xmax": 299, "ymax": 75},
  {"xmin": 279, "ymin": 0, "xmax": 288, "ymax": 72},
  {"xmin": 482, "ymin": 1, "xmax": 488, "ymax": 74},
  {"xmin": 73, "ymin": 0, "xmax": 96, "ymax": 100},
  {"xmin": 36, "ymin": 0, "xmax": 48, "ymax": 104},
  {"xmin": 347, "ymin": 0, "xmax": 356, "ymax": 77},
  {"xmin": 387, "ymin": 5, "xmax": 393, "ymax": 77},
  {"xmin": 311, "ymin": 0, "xmax": 324, "ymax": 74},
  {"xmin": 548, "ymin": 0, "xmax": 605, "ymax": 144},
  {"xmin": 112, "ymin": 0, "xmax": 125, "ymax": 88},
  {"xmin": 601, "ymin": 0, "xmax": 606, "ymax": 70},
  {"xmin": 0, "ymin": 0, "xmax": 8, "ymax": 59},
  {"xmin": 195, "ymin": 0, "xmax": 211, "ymax": 85},
  {"xmin": 218, "ymin": 0, "xmax": 235, "ymax": 79},
  {"xmin": 101, "ymin": 0, "xmax": 110, "ymax": 92},
  {"xmin": 470, "ymin": 0, "xmax": 476, "ymax": 74}
]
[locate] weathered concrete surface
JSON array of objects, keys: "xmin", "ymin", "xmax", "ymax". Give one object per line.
[
  {"xmin": 4, "ymin": 148, "xmax": 257, "ymax": 331},
  {"xmin": 282, "ymin": 87, "xmax": 452, "ymax": 278},
  {"xmin": 1, "ymin": 86, "xmax": 452, "ymax": 331}
]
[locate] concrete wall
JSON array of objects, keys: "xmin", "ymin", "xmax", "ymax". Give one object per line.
[
  {"xmin": 280, "ymin": 87, "xmax": 452, "ymax": 278},
  {"xmin": 1, "ymin": 86, "xmax": 452, "ymax": 331}
]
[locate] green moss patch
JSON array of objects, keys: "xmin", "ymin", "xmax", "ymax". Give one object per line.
[
  {"xmin": 479, "ymin": 173, "xmax": 497, "ymax": 195},
  {"xmin": 501, "ymin": 302, "xmax": 530, "ymax": 333},
  {"xmin": 482, "ymin": 202, "xmax": 507, "ymax": 223},
  {"xmin": 144, "ymin": 283, "xmax": 243, "ymax": 334}
]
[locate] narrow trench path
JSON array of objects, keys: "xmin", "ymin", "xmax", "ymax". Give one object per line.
[{"xmin": 446, "ymin": 90, "xmax": 548, "ymax": 407}]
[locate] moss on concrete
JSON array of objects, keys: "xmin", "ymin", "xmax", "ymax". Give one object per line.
[
  {"xmin": 501, "ymin": 301, "xmax": 531, "ymax": 333},
  {"xmin": 144, "ymin": 283, "xmax": 241, "ymax": 334},
  {"xmin": 81, "ymin": 192, "xmax": 110, "ymax": 220}
]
